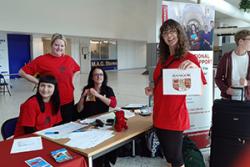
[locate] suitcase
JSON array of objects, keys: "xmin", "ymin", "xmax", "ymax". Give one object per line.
[
  {"xmin": 210, "ymin": 99, "xmax": 250, "ymax": 167},
  {"xmin": 212, "ymin": 99, "xmax": 250, "ymax": 137}
]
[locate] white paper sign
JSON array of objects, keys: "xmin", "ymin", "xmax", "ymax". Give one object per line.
[
  {"xmin": 163, "ymin": 68, "xmax": 201, "ymax": 95},
  {"xmin": 11, "ymin": 136, "xmax": 43, "ymax": 154}
]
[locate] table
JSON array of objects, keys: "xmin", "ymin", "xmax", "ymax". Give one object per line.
[
  {"xmin": 0, "ymin": 135, "xmax": 87, "ymax": 167},
  {"xmin": 40, "ymin": 114, "xmax": 153, "ymax": 167}
]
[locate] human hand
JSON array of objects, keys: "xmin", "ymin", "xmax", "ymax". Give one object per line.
[
  {"xmin": 79, "ymin": 89, "xmax": 89, "ymax": 102},
  {"xmin": 226, "ymin": 87, "xmax": 234, "ymax": 95},
  {"xmin": 179, "ymin": 60, "xmax": 198, "ymax": 69},
  {"xmin": 240, "ymin": 78, "xmax": 248, "ymax": 86},
  {"xmin": 89, "ymin": 88, "xmax": 99, "ymax": 97},
  {"xmin": 145, "ymin": 86, "xmax": 153, "ymax": 96}
]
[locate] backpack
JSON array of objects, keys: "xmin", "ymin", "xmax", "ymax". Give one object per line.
[
  {"xmin": 182, "ymin": 136, "xmax": 206, "ymax": 167},
  {"xmin": 146, "ymin": 131, "xmax": 162, "ymax": 157}
]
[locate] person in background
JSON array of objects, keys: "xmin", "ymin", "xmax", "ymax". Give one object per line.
[
  {"xmin": 145, "ymin": 19, "xmax": 206, "ymax": 167},
  {"xmin": 215, "ymin": 30, "xmax": 250, "ymax": 100},
  {"xmin": 76, "ymin": 66, "xmax": 117, "ymax": 119},
  {"xmin": 19, "ymin": 33, "xmax": 80, "ymax": 123},
  {"xmin": 200, "ymin": 25, "xmax": 212, "ymax": 50},
  {"xmin": 14, "ymin": 75, "xmax": 62, "ymax": 137},
  {"xmin": 189, "ymin": 23, "xmax": 200, "ymax": 50}
]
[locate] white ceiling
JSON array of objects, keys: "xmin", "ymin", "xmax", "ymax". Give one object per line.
[{"xmin": 215, "ymin": 0, "xmax": 241, "ymax": 19}]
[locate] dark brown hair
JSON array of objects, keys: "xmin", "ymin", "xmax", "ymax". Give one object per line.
[{"xmin": 159, "ymin": 19, "xmax": 189, "ymax": 64}]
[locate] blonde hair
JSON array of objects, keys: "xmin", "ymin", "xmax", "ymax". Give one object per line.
[{"xmin": 51, "ymin": 33, "xmax": 67, "ymax": 46}]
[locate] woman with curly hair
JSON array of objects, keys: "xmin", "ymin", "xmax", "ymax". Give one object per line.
[{"xmin": 145, "ymin": 19, "xmax": 206, "ymax": 167}]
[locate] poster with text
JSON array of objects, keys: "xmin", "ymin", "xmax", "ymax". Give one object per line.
[
  {"xmin": 0, "ymin": 33, "xmax": 9, "ymax": 77},
  {"xmin": 162, "ymin": 1, "xmax": 214, "ymax": 149}
]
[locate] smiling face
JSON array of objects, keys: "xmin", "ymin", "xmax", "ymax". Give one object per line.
[
  {"xmin": 162, "ymin": 29, "xmax": 178, "ymax": 49},
  {"xmin": 92, "ymin": 68, "xmax": 104, "ymax": 85},
  {"xmin": 51, "ymin": 39, "xmax": 65, "ymax": 57},
  {"xmin": 39, "ymin": 82, "xmax": 55, "ymax": 102}
]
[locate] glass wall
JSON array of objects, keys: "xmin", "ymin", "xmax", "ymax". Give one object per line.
[{"xmin": 90, "ymin": 39, "xmax": 117, "ymax": 70}]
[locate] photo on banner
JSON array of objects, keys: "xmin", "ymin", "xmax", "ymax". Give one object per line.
[{"xmin": 162, "ymin": 1, "xmax": 215, "ymax": 149}]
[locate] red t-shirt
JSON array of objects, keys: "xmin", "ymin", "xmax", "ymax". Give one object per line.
[
  {"xmin": 153, "ymin": 52, "xmax": 207, "ymax": 131},
  {"xmin": 22, "ymin": 53, "xmax": 80, "ymax": 105},
  {"xmin": 14, "ymin": 96, "xmax": 62, "ymax": 137}
]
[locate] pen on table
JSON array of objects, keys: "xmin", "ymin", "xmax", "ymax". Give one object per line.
[{"xmin": 44, "ymin": 131, "xmax": 59, "ymax": 135}]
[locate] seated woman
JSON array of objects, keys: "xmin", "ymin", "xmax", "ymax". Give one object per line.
[
  {"xmin": 76, "ymin": 67, "xmax": 117, "ymax": 167},
  {"xmin": 77, "ymin": 67, "xmax": 117, "ymax": 119},
  {"xmin": 14, "ymin": 75, "xmax": 62, "ymax": 137}
]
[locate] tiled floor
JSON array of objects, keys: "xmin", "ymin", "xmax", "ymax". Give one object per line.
[{"xmin": 0, "ymin": 68, "xmax": 209, "ymax": 166}]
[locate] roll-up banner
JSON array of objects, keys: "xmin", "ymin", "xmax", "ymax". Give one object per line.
[
  {"xmin": 162, "ymin": 1, "xmax": 214, "ymax": 149},
  {"xmin": 0, "ymin": 33, "xmax": 9, "ymax": 78}
]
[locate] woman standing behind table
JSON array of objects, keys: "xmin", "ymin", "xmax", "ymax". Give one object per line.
[
  {"xmin": 14, "ymin": 75, "xmax": 62, "ymax": 137},
  {"xmin": 19, "ymin": 33, "xmax": 80, "ymax": 123},
  {"xmin": 145, "ymin": 19, "xmax": 207, "ymax": 167},
  {"xmin": 76, "ymin": 66, "xmax": 117, "ymax": 119}
]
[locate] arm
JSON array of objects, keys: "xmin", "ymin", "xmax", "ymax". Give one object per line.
[
  {"xmin": 215, "ymin": 54, "xmax": 230, "ymax": 94},
  {"xmin": 76, "ymin": 89, "xmax": 89, "ymax": 112},
  {"xmin": 89, "ymin": 88, "xmax": 116, "ymax": 107},
  {"xmin": 19, "ymin": 69, "xmax": 39, "ymax": 84}
]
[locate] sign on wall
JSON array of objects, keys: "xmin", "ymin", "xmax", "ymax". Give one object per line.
[{"xmin": 0, "ymin": 32, "xmax": 9, "ymax": 77}]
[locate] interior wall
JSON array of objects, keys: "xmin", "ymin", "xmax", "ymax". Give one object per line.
[
  {"xmin": 117, "ymin": 40, "xmax": 146, "ymax": 70},
  {"xmin": 0, "ymin": 0, "xmax": 148, "ymax": 41}
]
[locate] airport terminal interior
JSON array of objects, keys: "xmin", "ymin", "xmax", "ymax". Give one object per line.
[{"xmin": 0, "ymin": 0, "xmax": 249, "ymax": 166}]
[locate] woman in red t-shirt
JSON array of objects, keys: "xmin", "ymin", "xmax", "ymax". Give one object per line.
[
  {"xmin": 19, "ymin": 33, "xmax": 80, "ymax": 123},
  {"xmin": 145, "ymin": 19, "xmax": 206, "ymax": 167},
  {"xmin": 14, "ymin": 75, "xmax": 62, "ymax": 137}
]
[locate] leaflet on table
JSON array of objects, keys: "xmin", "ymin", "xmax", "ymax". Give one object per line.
[
  {"xmin": 65, "ymin": 129, "xmax": 114, "ymax": 149},
  {"xmin": 25, "ymin": 157, "xmax": 52, "ymax": 167},
  {"xmin": 11, "ymin": 136, "xmax": 43, "ymax": 154},
  {"xmin": 51, "ymin": 148, "xmax": 72, "ymax": 163},
  {"xmin": 162, "ymin": 68, "xmax": 202, "ymax": 95},
  {"xmin": 122, "ymin": 104, "xmax": 147, "ymax": 109},
  {"xmin": 35, "ymin": 122, "xmax": 87, "ymax": 139}
]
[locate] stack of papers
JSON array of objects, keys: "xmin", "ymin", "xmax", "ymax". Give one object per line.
[
  {"xmin": 65, "ymin": 129, "xmax": 114, "ymax": 149},
  {"xmin": 36, "ymin": 122, "xmax": 87, "ymax": 139}
]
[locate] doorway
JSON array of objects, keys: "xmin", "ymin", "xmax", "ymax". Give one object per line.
[{"xmin": 7, "ymin": 34, "xmax": 31, "ymax": 79}]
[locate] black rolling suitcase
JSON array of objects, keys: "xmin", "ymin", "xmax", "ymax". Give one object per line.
[{"xmin": 210, "ymin": 99, "xmax": 250, "ymax": 167}]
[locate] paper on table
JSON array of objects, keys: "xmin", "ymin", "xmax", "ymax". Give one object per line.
[
  {"xmin": 122, "ymin": 104, "xmax": 146, "ymax": 109},
  {"xmin": 36, "ymin": 122, "xmax": 87, "ymax": 139},
  {"xmin": 11, "ymin": 136, "xmax": 43, "ymax": 154},
  {"xmin": 122, "ymin": 109, "xmax": 135, "ymax": 118},
  {"xmin": 80, "ymin": 112, "xmax": 115, "ymax": 124},
  {"xmin": 65, "ymin": 129, "xmax": 114, "ymax": 149}
]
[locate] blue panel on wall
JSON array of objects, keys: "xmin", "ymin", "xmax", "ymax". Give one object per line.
[{"xmin": 7, "ymin": 34, "xmax": 31, "ymax": 79}]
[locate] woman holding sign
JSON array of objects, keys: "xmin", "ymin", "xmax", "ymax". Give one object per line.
[{"xmin": 145, "ymin": 19, "xmax": 206, "ymax": 167}]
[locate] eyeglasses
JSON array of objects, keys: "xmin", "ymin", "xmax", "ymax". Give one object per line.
[
  {"xmin": 162, "ymin": 30, "xmax": 177, "ymax": 36},
  {"xmin": 93, "ymin": 73, "xmax": 104, "ymax": 77}
]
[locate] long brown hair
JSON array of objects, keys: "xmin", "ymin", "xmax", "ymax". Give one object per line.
[{"xmin": 159, "ymin": 19, "xmax": 189, "ymax": 64}]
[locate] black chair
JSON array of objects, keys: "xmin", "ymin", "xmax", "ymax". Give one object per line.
[
  {"xmin": 1, "ymin": 117, "xmax": 18, "ymax": 140},
  {"xmin": 0, "ymin": 74, "xmax": 11, "ymax": 96}
]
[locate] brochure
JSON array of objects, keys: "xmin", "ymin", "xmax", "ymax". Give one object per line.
[
  {"xmin": 51, "ymin": 148, "xmax": 72, "ymax": 163},
  {"xmin": 25, "ymin": 157, "xmax": 53, "ymax": 167}
]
